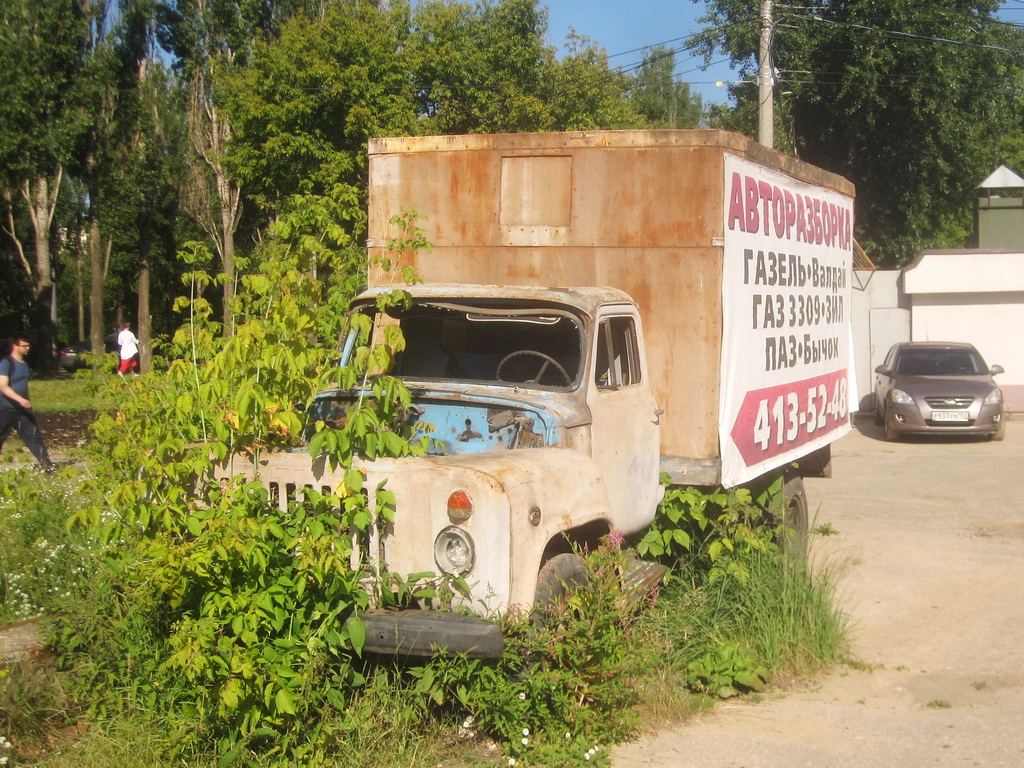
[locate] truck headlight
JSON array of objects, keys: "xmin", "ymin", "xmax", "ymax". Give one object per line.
[{"xmin": 434, "ymin": 526, "xmax": 475, "ymax": 575}]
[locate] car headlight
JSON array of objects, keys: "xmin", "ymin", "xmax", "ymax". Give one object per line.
[
  {"xmin": 434, "ymin": 526, "xmax": 475, "ymax": 576},
  {"xmin": 984, "ymin": 388, "xmax": 1003, "ymax": 406},
  {"xmin": 889, "ymin": 389, "xmax": 915, "ymax": 405}
]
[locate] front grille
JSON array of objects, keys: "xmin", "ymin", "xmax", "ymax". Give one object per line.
[
  {"xmin": 924, "ymin": 396, "xmax": 974, "ymax": 409},
  {"xmin": 263, "ymin": 479, "xmax": 384, "ymax": 574}
]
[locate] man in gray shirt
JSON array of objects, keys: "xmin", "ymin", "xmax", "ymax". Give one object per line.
[{"xmin": 0, "ymin": 334, "xmax": 54, "ymax": 471}]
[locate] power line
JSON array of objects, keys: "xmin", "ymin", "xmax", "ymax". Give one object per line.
[{"xmin": 784, "ymin": 12, "xmax": 1024, "ymax": 56}]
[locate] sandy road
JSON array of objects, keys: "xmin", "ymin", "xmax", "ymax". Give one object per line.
[{"xmin": 613, "ymin": 417, "xmax": 1024, "ymax": 767}]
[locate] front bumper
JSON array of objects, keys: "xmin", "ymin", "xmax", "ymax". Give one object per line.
[
  {"xmin": 360, "ymin": 609, "xmax": 505, "ymax": 659},
  {"xmin": 887, "ymin": 402, "xmax": 1003, "ymax": 437}
]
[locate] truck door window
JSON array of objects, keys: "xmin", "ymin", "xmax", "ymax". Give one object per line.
[{"xmin": 595, "ymin": 316, "xmax": 640, "ymax": 388}]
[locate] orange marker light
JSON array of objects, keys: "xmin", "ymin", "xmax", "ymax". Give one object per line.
[{"xmin": 447, "ymin": 490, "xmax": 473, "ymax": 522}]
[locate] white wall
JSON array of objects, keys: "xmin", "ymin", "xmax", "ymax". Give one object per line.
[
  {"xmin": 910, "ymin": 292, "xmax": 1024, "ymax": 411},
  {"xmin": 902, "ymin": 250, "xmax": 1024, "ymax": 412},
  {"xmin": 851, "ymin": 270, "xmax": 909, "ymax": 412}
]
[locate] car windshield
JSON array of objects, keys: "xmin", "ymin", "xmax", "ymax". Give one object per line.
[
  {"xmin": 356, "ymin": 299, "xmax": 584, "ymax": 388},
  {"xmin": 895, "ymin": 348, "xmax": 987, "ymax": 376}
]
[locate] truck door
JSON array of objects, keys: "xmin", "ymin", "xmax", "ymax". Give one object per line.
[{"xmin": 587, "ymin": 308, "xmax": 663, "ymax": 532}]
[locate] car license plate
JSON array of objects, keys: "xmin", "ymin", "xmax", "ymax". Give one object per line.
[{"xmin": 931, "ymin": 410, "xmax": 969, "ymax": 422}]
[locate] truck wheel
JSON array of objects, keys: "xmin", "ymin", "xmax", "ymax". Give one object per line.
[
  {"xmin": 531, "ymin": 553, "xmax": 589, "ymax": 625},
  {"xmin": 778, "ymin": 475, "xmax": 809, "ymax": 559}
]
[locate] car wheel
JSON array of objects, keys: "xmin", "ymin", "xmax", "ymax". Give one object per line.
[
  {"xmin": 991, "ymin": 416, "xmax": 1006, "ymax": 442},
  {"xmin": 884, "ymin": 405, "xmax": 899, "ymax": 442}
]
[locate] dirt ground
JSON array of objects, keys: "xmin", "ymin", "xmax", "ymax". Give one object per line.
[
  {"xmin": 0, "ymin": 410, "xmax": 95, "ymax": 466},
  {"xmin": 613, "ymin": 417, "xmax": 1024, "ymax": 767}
]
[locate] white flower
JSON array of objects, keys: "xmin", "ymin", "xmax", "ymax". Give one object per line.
[
  {"xmin": 521, "ymin": 738, "xmax": 528, "ymax": 746},
  {"xmin": 507, "ymin": 759, "xmax": 516, "ymax": 766},
  {"xmin": 518, "ymin": 691, "xmax": 526, "ymax": 700},
  {"xmin": 565, "ymin": 732, "xmax": 572, "ymax": 740},
  {"xmin": 522, "ymin": 728, "xmax": 529, "ymax": 736}
]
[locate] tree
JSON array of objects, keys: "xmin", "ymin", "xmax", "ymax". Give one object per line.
[
  {"xmin": 0, "ymin": 0, "xmax": 86, "ymax": 365},
  {"xmin": 223, "ymin": 0, "xmax": 419, "ymax": 212},
  {"xmin": 101, "ymin": 0, "xmax": 188, "ymax": 369},
  {"xmin": 627, "ymin": 45, "xmax": 703, "ymax": 129},
  {"xmin": 698, "ymin": 0, "xmax": 1024, "ymax": 265},
  {"xmin": 547, "ymin": 33, "xmax": 645, "ymax": 130}
]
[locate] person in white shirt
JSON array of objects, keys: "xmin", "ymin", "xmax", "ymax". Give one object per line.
[{"xmin": 117, "ymin": 322, "xmax": 140, "ymax": 375}]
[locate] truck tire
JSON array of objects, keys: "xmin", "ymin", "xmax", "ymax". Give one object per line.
[
  {"xmin": 531, "ymin": 553, "xmax": 589, "ymax": 625},
  {"xmin": 778, "ymin": 475, "xmax": 809, "ymax": 558}
]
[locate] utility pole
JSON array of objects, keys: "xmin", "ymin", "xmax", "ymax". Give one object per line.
[{"xmin": 758, "ymin": 0, "xmax": 774, "ymax": 148}]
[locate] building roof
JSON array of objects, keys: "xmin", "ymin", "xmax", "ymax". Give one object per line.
[
  {"xmin": 976, "ymin": 165, "xmax": 1024, "ymax": 189},
  {"xmin": 853, "ymin": 239, "xmax": 875, "ymax": 270}
]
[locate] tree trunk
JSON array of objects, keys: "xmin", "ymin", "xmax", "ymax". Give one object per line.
[
  {"xmin": 75, "ymin": 210, "xmax": 85, "ymax": 340},
  {"xmin": 137, "ymin": 222, "xmax": 152, "ymax": 373},
  {"xmin": 220, "ymin": 186, "xmax": 236, "ymax": 335},
  {"xmin": 184, "ymin": 80, "xmax": 242, "ymax": 338},
  {"xmin": 23, "ymin": 173, "xmax": 61, "ymax": 370},
  {"xmin": 89, "ymin": 214, "xmax": 105, "ymax": 371}
]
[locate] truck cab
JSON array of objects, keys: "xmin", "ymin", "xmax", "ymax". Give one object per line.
[{"xmin": 249, "ymin": 284, "xmax": 663, "ymax": 655}]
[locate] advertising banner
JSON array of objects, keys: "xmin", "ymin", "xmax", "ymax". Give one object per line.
[{"xmin": 719, "ymin": 154, "xmax": 854, "ymax": 487}]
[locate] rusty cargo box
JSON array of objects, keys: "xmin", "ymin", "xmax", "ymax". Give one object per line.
[{"xmin": 366, "ymin": 130, "xmax": 855, "ymax": 486}]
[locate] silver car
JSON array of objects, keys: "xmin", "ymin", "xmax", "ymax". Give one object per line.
[{"xmin": 874, "ymin": 342, "xmax": 1005, "ymax": 441}]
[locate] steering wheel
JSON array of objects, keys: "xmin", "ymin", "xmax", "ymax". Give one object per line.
[{"xmin": 496, "ymin": 350, "xmax": 572, "ymax": 386}]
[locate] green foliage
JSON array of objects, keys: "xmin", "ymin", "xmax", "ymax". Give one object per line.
[
  {"xmin": 0, "ymin": 469, "xmax": 98, "ymax": 625},
  {"xmin": 408, "ymin": 538, "xmax": 642, "ymax": 767},
  {"xmin": 698, "ymin": 0, "xmax": 1024, "ymax": 265},
  {"xmin": 223, "ymin": 0, "xmax": 420, "ymax": 210},
  {"xmin": 685, "ymin": 641, "xmax": 768, "ymax": 698},
  {"xmin": 636, "ymin": 474, "xmax": 775, "ymax": 581},
  {"xmin": 628, "ymin": 45, "xmax": 703, "ymax": 129},
  {"xmin": 48, "ymin": 205, "xmax": 429, "ymax": 766},
  {"xmin": 643, "ymin": 545, "xmax": 849, "ymax": 703}
]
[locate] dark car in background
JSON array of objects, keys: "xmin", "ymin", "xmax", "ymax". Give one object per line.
[
  {"xmin": 59, "ymin": 335, "xmax": 118, "ymax": 371},
  {"xmin": 874, "ymin": 341, "xmax": 1005, "ymax": 442}
]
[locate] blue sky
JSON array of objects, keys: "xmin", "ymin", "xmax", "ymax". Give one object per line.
[{"xmin": 541, "ymin": 0, "xmax": 740, "ymax": 105}]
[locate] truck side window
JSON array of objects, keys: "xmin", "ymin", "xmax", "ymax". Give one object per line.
[{"xmin": 595, "ymin": 316, "xmax": 640, "ymax": 388}]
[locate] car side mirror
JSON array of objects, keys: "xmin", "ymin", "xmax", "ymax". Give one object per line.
[
  {"xmin": 874, "ymin": 364, "xmax": 891, "ymax": 376},
  {"xmin": 990, "ymin": 364, "xmax": 1004, "ymax": 375}
]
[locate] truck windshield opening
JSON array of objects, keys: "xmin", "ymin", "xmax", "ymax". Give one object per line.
[{"xmin": 367, "ymin": 301, "xmax": 584, "ymax": 388}]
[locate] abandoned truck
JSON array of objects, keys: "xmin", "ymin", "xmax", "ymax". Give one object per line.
[{"xmin": 245, "ymin": 130, "xmax": 856, "ymax": 657}]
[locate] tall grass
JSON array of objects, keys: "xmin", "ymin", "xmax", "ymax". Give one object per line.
[
  {"xmin": 0, "ymin": 469, "xmax": 97, "ymax": 625},
  {"xmin": 638, "ymin": 545, "xmax": 849, "ymax": 708}
]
